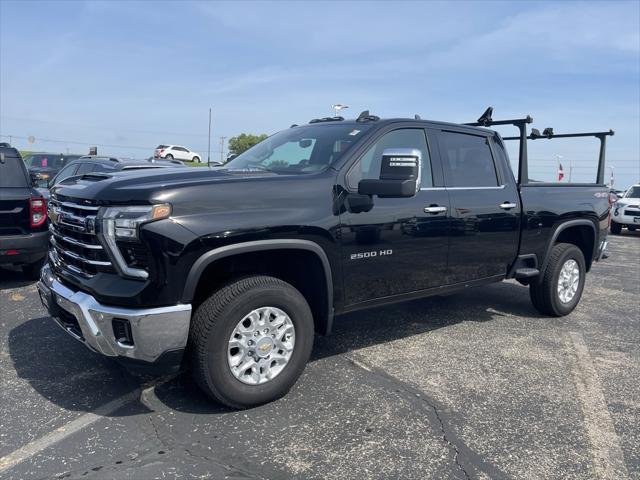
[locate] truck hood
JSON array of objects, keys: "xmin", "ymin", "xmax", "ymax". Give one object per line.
[
  {"xmin": 50, "ymin": 167, "xmax": 302, "ymax": 204},
  {"xmin": 616, "ymin": 197, "xmax": 640, "ymax": 207}
]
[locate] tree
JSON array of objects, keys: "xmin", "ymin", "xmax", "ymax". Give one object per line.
[{"xmin": 228, "ymin": 133, "xmax": 268, "ymax": 155}]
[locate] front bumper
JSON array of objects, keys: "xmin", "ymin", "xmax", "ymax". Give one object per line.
[
  {"xmin": 37, "ymin": 264, "xmax": 192, "ymax": 371},
  {"xmin": 0, "ymin": 230, "xmax": 48, "ymax": 266},
  {"xmin": 611, "ymin": 211, "xmax": 640, "ymax": 226}
]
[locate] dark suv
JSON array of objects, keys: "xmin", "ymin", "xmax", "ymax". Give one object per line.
[
  {"xmin": 23, "ymin": 152, "xmax": 82, "ymax": 187},
  {"xmin": 0, "ymin": 145, "xmax": 48, "ymax": 278}
]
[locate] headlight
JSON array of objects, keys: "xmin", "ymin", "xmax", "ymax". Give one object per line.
[
  {"xmin": 98, "ymin": 204, "xmax": 171, "ymax": 280},
  {"xmin": 101, "ymin": 204, "xmax": 171, "ymax": 241}
]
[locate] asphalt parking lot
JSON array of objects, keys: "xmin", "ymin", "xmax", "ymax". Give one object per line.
[{"xmin": 1, "ymin": 233, "xmax": 638, "ymax": 480}]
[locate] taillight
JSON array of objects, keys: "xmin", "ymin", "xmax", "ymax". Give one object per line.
[{"xmin": 30, "ymin": 197, "xmax": 47, "ymax": 228}]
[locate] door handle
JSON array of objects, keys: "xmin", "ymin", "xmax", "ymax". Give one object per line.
[
  {"xmin": 499, "ymin": 202, "xmax": 517, "ymax": 210},
  {"xmin": 424, "ymin": 206, "xmax": 447, "ymax": 214}
]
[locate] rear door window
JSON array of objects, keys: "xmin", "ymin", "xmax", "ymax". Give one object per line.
[
  {"xmin": 0, "ymin": 155, "xmax": 30, "ymax": 187},
  {"xmin": 439, "ymin": 131, "xmax": 499, "ymax": 187}
]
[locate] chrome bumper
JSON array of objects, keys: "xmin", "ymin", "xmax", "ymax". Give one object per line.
[{"xmin": 37, "ymin": 264, "xmax": 192, "ymax": 364}]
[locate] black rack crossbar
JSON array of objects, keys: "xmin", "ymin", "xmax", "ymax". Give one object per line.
[{"xmin": 502, "ymin": 129, "xmax": 614, "ymax": 184}]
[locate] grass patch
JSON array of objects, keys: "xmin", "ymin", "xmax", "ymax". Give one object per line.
[{"xmin": 184, "ymin": 161, "xmax": 213, "ymax": 168}]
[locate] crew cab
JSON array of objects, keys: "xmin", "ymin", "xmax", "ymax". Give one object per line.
[
  {"xmin": 0, "ymin": 145, "xmax": 48, "ymax": 279},
  {"xmin": 38, "ymin": 108, "xmax": 612, "ymax": 408}
]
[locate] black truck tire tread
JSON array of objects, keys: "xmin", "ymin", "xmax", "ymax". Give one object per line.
[
  {"xmin": 189, "ymin": 275, "xmax": 313, "ymax": 408},
  {"xmin": 530, "ymin": 243, "xmax": 585, "ymax": 317}
]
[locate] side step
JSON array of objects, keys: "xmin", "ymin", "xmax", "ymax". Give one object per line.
[{"xmin": 514, "ymin": 267, "xmax": 540, "ymax": 279}]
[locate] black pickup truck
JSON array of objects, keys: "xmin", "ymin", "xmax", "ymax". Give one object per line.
[
  {"xmin": 0, "ymin": 145, "xmax": 49, "ymax": 278},
  {"xmin": 38, "ymin": 109, "xmax": 613, "ymax": 408}
]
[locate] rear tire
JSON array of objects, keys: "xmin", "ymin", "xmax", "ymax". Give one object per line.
[
  {"xmin": 530, "ymin": 243, "xmax": 586, "ymax": 317},
  {"xmin": 628, "ymin": 226, "xmax": 637, "ymax": 232},
  {"xmin": 165, "ymin": 154, "xmax": 174, "ymax": 160},
  {"xmin": 610, "ymin": 222, "xmax": 622, "ymax": 234},
  {"xmin": 22, "ymin": 258, "xmax": 44, "ymax": 280},
  {"xmin": 192, "ymin": 156, "xmax": 200, "ymax": 163},
  {"xmin": 189, "ymin": 275, "xmax": 314, "ymax": 408}
]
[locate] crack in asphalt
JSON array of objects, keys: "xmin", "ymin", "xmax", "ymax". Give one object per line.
[{"xmin": 346, "ymin": 352, "xmax": 508, "ymax": 480}]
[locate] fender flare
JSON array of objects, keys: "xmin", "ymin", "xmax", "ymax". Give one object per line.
[
  {"xmin": 181, "ymin": 239, "xmax": 334, "ymax": 333},
  {"xmin": 540, "ymin": 219, "xmax": 597, "ymax": 274}
]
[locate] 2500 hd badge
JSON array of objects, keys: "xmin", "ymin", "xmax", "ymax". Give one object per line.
[{"xmin": 350, "ymin": 250, "xmax": 394, "ymax": 260}]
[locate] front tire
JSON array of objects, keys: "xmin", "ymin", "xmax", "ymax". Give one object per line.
[
  {"xmin": 610, "ymin": 222, "xmax": 622, "ymax": 234},
  {"xmin": 530, "ymin": 243, "xmax": 586, "ymax": 316},
  {"xmin": 189, "ymin": 275, "xmax": 314, "ymax": 408}
]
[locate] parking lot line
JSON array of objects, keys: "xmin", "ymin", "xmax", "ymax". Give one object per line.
[
  {"xmin": 568, "ymin": 332, "xmax": 630, "ymax": 480},
  {"xmin": 0, "ymin": 389, "xmax": 141, "ymax": 474}
]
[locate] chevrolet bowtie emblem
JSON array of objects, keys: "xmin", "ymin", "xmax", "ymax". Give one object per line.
[{"xmin": 48, "ymin": 206, "xmax": 60, "ymax": 225}]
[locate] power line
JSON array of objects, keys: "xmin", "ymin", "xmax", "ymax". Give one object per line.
[
  {"xmin": 0, "ymin": 133, "xmax": 211, "ymax": 153},
  {"xmin": 0, "ymin": 115, "xmax": 209, "ymax": 139}
]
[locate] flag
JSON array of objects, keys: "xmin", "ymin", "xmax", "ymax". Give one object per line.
[{"xmin": 558, "ymin": 162, "xmax": 564, "ymax": 181}]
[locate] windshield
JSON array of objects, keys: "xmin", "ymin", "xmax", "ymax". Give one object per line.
[
  {"xmin": 624, "ymin": 186, "xmax": 640, "ymax": 198},
  {"xmin": 224, "ymin": 124, "xmax": 371, "ymax": 174},
  {"xmin": 24, "ymin": 153, "xmax": 64, "ymax": 169}
]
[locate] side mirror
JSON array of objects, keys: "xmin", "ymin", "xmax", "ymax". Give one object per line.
[
  {"xmin": 226, "ymin": 154, "xmax": 238, "ymax": 162},
  {"xmin": 358, "ymin": 148, "xmax": 421, "ymax": 198}
]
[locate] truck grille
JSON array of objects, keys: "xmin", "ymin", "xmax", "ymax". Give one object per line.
[{"xmin": 48, "ymin": 197, "xmax": 115, "ymax": 278}]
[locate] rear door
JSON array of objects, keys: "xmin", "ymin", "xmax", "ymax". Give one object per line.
[
  {"xmin": 173, "ymin": 146, "xmax": 189, "ymax": 160},
  {"xmin": 0, "ymin": 151, "xmax": 32, "ymax": 236},
  {"xmin": 339, "ymin": 126, "xmax": 450, "ymax": 306},
  {"xmin": 436, "ymin": 129, "xmax": 520, "ymax": 283}
]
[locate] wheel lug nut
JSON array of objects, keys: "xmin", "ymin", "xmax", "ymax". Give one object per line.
[
  {"xmin": 263, "ymin": 328, "xmax": 269, "ymax": 334},
  {"xmin": 248, "ymin": 340, "xmax": 254, "ymax": 346}
]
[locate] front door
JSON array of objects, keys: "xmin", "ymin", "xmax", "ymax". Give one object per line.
[
  {"xmin": 338, "ymin": 127, "xmax": 450, "ymax": 306},
  {"xmin": 436, "ymin": 129, "xmax": 521, "ymax": 284}
]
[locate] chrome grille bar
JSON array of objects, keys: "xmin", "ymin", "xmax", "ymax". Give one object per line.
[{"xmin": 49, "ymin": 224, "xmax": 103, "ymax": 250}]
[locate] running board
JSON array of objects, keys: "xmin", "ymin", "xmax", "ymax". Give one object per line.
[{"xmin": 514, "ymin": 268, "xmax": 540, "ymax": 279}]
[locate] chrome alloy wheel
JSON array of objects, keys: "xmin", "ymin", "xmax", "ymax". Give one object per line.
[
  {"xmin": 557, "ymin": 259, "xmax": 580, "ymax": 303},
  {"xmin": 227, "ymin": 306, "xmax": 295, "ymax": 385}
]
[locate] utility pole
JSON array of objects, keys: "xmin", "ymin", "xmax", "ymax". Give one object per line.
[
  {"xmin": 207, "ymin": 107, "xmax": 212, "ymax": 167},
  {"xmin": 219, "ymin": 136, "xmax": 226, "ymax": 164},
  {"xmin": 569, "ymin": 159, "xmax": 573, "ymax": 183}
]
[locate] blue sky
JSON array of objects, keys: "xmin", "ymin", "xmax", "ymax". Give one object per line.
[{"xmin": 0, "ymin": 0, "xmax": 638, "ymax": 186}]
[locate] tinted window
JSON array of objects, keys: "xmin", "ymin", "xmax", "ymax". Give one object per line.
[
  {"xmin": 24, "ymin": 153, "xmax": 65, "ymax": 169},
  {"xmin": 92, "ymin": 163, "xmax": 114, "ymax": 172},
  {"xmin": 346, "ymin": 128, "xmax": 432, "ymax": 188},
  {"xmin": 0, "ymin": 155, "xmax": 30, "ymax": 187},
  {"xmin": 440, "ymin": 131, "xmax": 498, "ymax": 187},
  {"xmin": 173, "ymin": 146, "xmax": 188, "ymax": 152},
  {"xmin": 76, "ymin": 163, "xmax": 95, "ymax": 175},
  {"xmin": 55, "ymin": 164, "xmax": 79, "ymax": 183}
]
